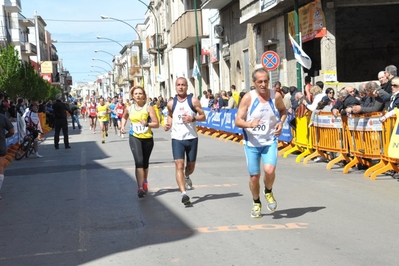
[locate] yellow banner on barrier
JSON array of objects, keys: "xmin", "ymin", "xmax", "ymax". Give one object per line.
[{"xmin": 388, "ymin": 108, "xmax": 399, "ymax": 159}]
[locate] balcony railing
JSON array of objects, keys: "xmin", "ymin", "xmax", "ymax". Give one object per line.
[
  {"xmin": 146, "ymin": 34, "xmax": 166, "ymax": 54},
  {"xmin": 171, "ymin": 10, "xmax": 203, "ymax": 48},
  {"xmin": 21, "ymin": 42, "xmax": 37, "ymax": 56}
]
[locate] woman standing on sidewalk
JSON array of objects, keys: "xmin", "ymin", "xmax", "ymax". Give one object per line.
[{"xmin": 121, "ymin": 86, "xmax": 159, "ymax": 198}]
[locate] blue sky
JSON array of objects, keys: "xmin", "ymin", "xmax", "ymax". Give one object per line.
[{"xmin": 22, "ymin": 0, "xmax": 148, "ymax": 83}]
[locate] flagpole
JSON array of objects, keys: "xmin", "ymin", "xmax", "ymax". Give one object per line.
[
  {"xmin": 294, "ymin": 0, "xmax": 302, "ymax": 91},
  {"xmin": 299, "ymin": 32, "xmax": 305, "ymax": 92}
]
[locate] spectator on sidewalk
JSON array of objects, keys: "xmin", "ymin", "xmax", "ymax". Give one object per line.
[
  {"xmin": 52, "ymin": 94, "xmax": 71, "ymax": 149},
  {"xmin": 24, "ymin": 102, "xmax": 44, "ymax": 158},
  {"xmin": 69, "ymin": 101, "xmax": 82, "ymax": 130},
  {"xmin": 0, "ymin": 112, "xmax": 14, "ymax": 200}
]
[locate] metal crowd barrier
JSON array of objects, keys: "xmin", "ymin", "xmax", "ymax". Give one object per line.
[{"xmin": 305, "ymin": 112, "xmax": 350, "ymax": 169}]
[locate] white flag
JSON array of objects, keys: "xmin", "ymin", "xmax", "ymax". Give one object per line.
[
  {"xmin": 289, "ymin": 34, "xmax": 312, "ymax": 69},
  {"xmin": 192, "ymin": 60, "xmax": 200, "ymax": 80}
]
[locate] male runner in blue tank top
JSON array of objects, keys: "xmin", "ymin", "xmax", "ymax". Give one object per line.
[
  {"xmin": 164, "ymin": 77, "xmax": 206, "ymax": 206},
  {"xmin": 235, "ymin": 68, "xmax": 287, "ymax": 218}
]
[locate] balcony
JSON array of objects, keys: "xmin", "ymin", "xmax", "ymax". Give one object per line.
[
  {"xmin": 171, "ymin": 10, "xmax": 204, "ymax": 49},
  {"xmin": 170, "ymin": 10, "xmax": 203, "ymax": 49},
  {"xmin": 201, "ymin": 0, "xmax": 234, "ymax": 9},
  {"xmin": 146, "ymin": 34, "xmax": 167, "ymax": 54},
  {"xmin": 21, "ymin": 42, "xmax": 37, "ymax": 56},
  {"xmin": 4, "ymin": 0, "xmax": 21, "ymax": 13}
]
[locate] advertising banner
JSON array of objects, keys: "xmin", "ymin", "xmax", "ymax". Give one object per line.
[
  {"xmin": 198, "ymin": 108, "xmax": 290, "ymax": 143},
  {"xmin": 287, "ymin": 0, "xmax": 326, "ymax": 43},
  {"xmin": 41, "ymin": 61, "xmax": 53, "ymax": 74}
]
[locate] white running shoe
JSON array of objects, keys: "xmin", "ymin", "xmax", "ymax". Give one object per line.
[
  {"xmin": 185, "ymin": 176, "xmax": 193, "ymax": 190},
  {"xmin": 35, "ymin": 153, "xmax": 43, "ymax": 158}
]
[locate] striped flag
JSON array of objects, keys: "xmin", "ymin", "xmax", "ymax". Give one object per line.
[
  {"xmin": 192, "ymin": 60, "xmax": 200, "ymax": 80},
  {"xmin": 289, "ymin": 34, "xmax": 312, "ymax": 69}
]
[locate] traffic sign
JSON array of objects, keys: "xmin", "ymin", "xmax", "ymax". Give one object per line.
[{"xmin": 261, "ymin": 51, "xmax": 280, "ymax": 71}]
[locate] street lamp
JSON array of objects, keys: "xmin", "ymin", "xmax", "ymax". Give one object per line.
[
  {"xmin": 96, "ymin": 36, "xmax": 124, "ymax": 48},
  {"xmin": 92, "ymin": 65, "xmax": 114, "ymax": 94},
  {"xmin": 91, "ymin": 65, "xmax": 110, "ymax": 73},
  {"xmin": 137, "ymin": 0, "xmax": 161, "ymax": 91},
  {"xmin": 90, "ymin": 70, "xmax": 105, "ymax": 75},
  {"xmin": 92, "ymin": 58, "xmax": 113, "ymax": 69},
  {"xmin": 94, "ymin": 50, "xmax": 115, "ymax": 57},
  {"xmin": 96, "ymin": 36, "xmax": 130, "ymax": 89},
  {"xmin": 101, "ymin": 15, "xmax": 144, "ymax": 88}
]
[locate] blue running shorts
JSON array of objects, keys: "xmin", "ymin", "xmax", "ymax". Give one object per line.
[
  {"xmin": 172, "ymin": 138, "xmax": 198, "ymax": 162},
  {"xmin": 244, "ymin": 141, "xmax": 278, "ymax": 175}
]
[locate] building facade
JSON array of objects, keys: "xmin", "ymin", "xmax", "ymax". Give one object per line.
[{"xmin": 137, "ymin": 0, "xmax": 399, "ymax": 97}]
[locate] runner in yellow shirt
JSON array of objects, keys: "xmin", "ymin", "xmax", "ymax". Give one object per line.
[{"xmin": 97, "ymin": 97, "xmax": 111, "ymax": 144}]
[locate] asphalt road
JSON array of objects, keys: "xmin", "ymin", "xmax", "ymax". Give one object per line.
[{"xmin": 1, "ymin": 118, "xmax": 399, "ymax": 266}]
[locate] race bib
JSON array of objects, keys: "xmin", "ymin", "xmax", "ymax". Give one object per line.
[
  {"xmin": 175, "ymin": 111, "xmax": 186, "ymax": 124},
  {"xmin": 248, "ymin": 120, "xmax": 270, "ymax": 135},
  {"xmin": 99, "ymin": 111, "xmax": 106, "ymax": 116},
  {"xmin": 90, "ymin": 108, "xmax": 96, "ymax": 113},
  {"xmin": 132, "ymin": 123, "xmax": 148, "ymax": 134},
  {"xmin": 116, "ymin": 109, "xmax": 124, "ymax": 114}
]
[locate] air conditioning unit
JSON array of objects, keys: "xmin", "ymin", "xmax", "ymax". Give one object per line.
[{"xmin": 214, "ymin": 25, "xmax": 224, "ymax": 39}]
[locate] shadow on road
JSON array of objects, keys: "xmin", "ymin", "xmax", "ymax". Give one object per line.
[
  {"xmin": 263, "ymin": 206, "xmax": 326, "ymax": 219},
  {"xmin": 0, "ymin": 135, "xmax": 195, "ymax": 265}
]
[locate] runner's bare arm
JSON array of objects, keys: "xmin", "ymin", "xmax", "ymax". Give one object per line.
[
  {"xmin": 274, "ymin": 93, "xmax": 287, "ymax": 136},
  {"xmin": 235, "ymin": 93, "xmax": 259, "ymax": 128},
  {"xmin": 191, "ymin": 97, "xmax": 206, "ymax": 122},
  {"xmin": 148, "ymin": 105, "xmax": 160, "ymax": 128},
  {"xmin": 164, "ymin": 100, "xmax": 173, "ymax": 131}
]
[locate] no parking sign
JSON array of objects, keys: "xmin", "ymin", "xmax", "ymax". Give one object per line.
[{"xmin": 261, "ymin": 51, "xmax": 280, "ymax": 71}]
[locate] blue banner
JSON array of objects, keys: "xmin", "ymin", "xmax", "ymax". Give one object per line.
[
  {"xmin": 279, "ymin": 111, "xmax": 293, "ymax": 142},
  {"xmin": 198, "ymin": 108, "xmax": 291, "ymax": 142},
  {"xmin": 6, "ymin": 122, "xmax": 19, "ymax": 147},
  {"xmin": 197, "ymin": 108, "xmax": 242, "ymax": 134}
]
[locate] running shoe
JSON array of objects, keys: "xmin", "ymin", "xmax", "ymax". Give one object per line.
[
  {"xmin": 251, "ymin": 203, "xmax": 262, "ymax": 218},
  {"xmin": 143, "ymin": 180, "xmax": 148, "ymax": 193},
  {"xmin": 185, "ymin": 176, "xmax": 193, "ymax": 190},
  {"xmin": 121, "ymin": 134, "xmax": 124, "ymax": 139},
  {"xmin": 138, "ymin": 188, "xmax": 146, "ymax": 198},
  {"xmin": 89, "ymin": 126, "xmax": 92, "ymax": 131},
  {"xmin": 101, "ymin": 138, "xmax": 105, "ymax": 144},
  {"xmin": 181, "ymin": 194, "xmax": 191, "ymax": 206},
  {"xmin": 264, "ymin": 192, "xmax": 277, "ymax": 212},
  {"xmin": 105, "ymin": 131, "xmax": 108, "ymax": 137}
]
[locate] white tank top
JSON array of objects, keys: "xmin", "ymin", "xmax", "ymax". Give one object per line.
[
  {"xmin": 171, "ymin": 97, "xmax": 198, "ymax": 140},
  {"xmin": 243, "ymin": 90, "xmax": 279, "ymax": 147}
]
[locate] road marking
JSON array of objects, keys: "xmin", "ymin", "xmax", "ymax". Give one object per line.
[
  {"xmin": 0, "ymin": 249, "xmax": 87, "ymax": 260},
  {"xmin": 150, "ymin": 184, "xmax": 238, "ymax": 190},
  {"xmin": 163, "ymin": 222, "xmax": 308, "ymax": 235}
]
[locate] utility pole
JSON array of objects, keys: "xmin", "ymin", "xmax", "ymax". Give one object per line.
[{"xmin": 194, "ymin": 0, "xmax": 202, "ymax": 97}]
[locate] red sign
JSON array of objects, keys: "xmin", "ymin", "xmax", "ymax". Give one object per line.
[
  {"xmin": 261, "ymin": 51, "xmax": 280, "ymax": 71},
  {"xmin": 41, "ymin": 73, "xmax": 52, "ymax": 83}
]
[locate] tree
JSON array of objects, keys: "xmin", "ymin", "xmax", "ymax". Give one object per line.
[
  {"xmin": 0, "ymin": 45, "xmax": 22, "ymax": 97},
  {"xmin": 0, "ymin": 45, "xmax": 61, "ymax": 100}
]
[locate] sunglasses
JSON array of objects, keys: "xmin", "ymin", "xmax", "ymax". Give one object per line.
[{"xmin": 392, "ymin": 84, "xmax": 399, "ymax": 88}]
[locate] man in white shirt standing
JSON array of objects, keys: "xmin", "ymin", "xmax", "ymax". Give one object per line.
[{"xmin": 200, "ymin": 90, "xmax": 209, "ymax": 108}]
